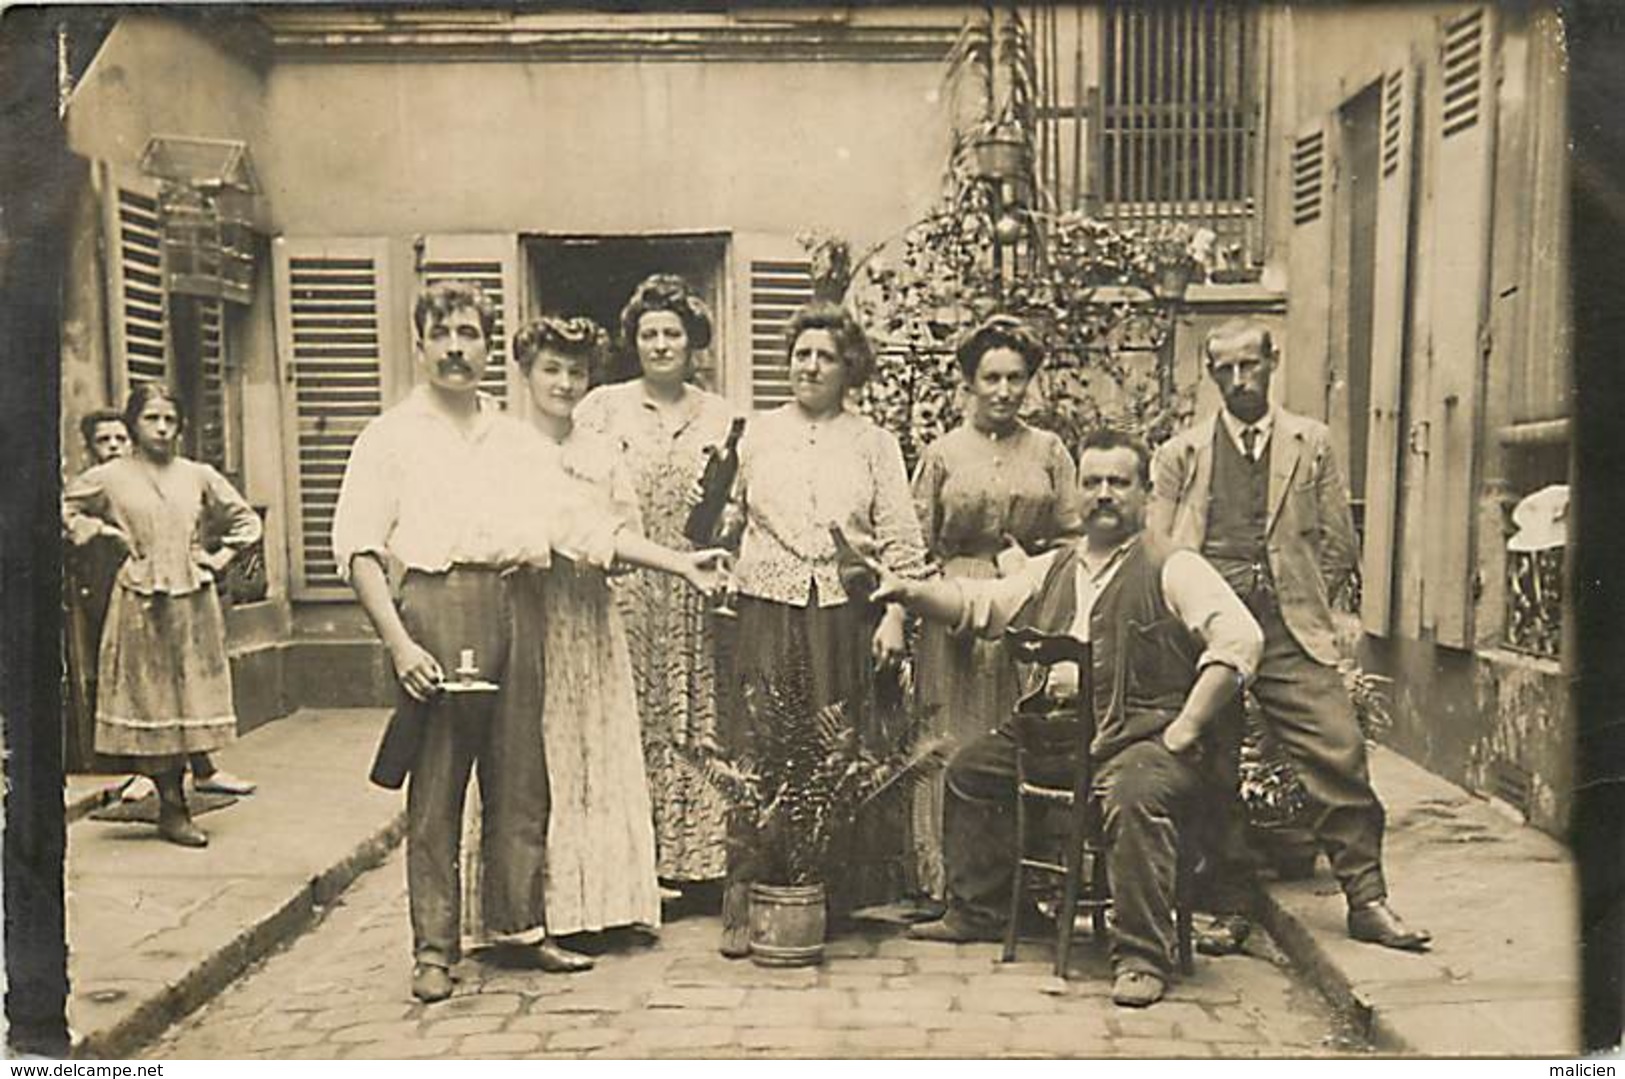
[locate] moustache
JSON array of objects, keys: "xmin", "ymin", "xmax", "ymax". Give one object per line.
[{"xmin": 438, "ymin": 359, "xmax": 473, "ymax": 375}]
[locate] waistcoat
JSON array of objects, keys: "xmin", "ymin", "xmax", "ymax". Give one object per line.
[
  {"xmin": 1012, "ymin": 537, "xmax": 1201, "ymax": 763},
  {"xmin": 1202, "ymin": 421, "xmax": 1270, "ymax": 566}
]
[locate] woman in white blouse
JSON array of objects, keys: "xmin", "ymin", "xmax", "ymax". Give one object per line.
[{"xmin": 723, "ymin": 302, "xmax": 931, "ymax": 954}]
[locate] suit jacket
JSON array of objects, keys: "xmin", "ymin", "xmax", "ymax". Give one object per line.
[{"xmin": 1146, "ymin": 408, "xmax": 1356, "ymax": 666}]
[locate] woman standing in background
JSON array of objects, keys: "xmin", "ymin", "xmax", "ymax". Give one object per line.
[
  {"xmin": 908, "ymin": 315, "xmax": 1083, "ymax": 899},
  {"xmin": 62, "ymin": 384, "xmax": 262, "ymax": 848}
]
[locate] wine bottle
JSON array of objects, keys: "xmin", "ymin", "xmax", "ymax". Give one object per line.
[
  {"xmin": 684, "ymin": 417, "xmax": 746, "ymax": 548},
  {"xmin": 830, "ymin": 524, "xmax": 880, "ymax": 603}
]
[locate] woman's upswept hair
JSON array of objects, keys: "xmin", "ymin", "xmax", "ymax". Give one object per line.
[
  {"xmin": 782, "ymin": 302, "xmax": 875, "ymax": 390},
  {"xmin": 955, "ymin": 314, "xmax": 1045, "ymax": 380},
  {"xmin": 619, "ymin": 274, "xmax": 714, "ymax": 353},
  {"xmin": 512, "ymin": 315, "xmax": 611, "ymax": 380},
  {"xmin": 123, "ymin": 381, "xmax": 185, "ymax": 436}
]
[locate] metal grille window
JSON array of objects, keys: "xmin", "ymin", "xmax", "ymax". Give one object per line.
[{"xmin": 1093, "ymin": 2, "xmax": 1262, "ymax": 265}]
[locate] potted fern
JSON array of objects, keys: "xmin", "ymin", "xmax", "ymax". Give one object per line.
[{"xmin": 686, "ymin": 655, "xmax": 947, "ymax": 967}]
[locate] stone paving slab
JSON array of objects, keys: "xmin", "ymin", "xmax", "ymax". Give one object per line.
[
  {"xmin": 68, "ymin": 709, "xmax": 401, "ymax": 1058},
  {"xmin": 1256, "ymin": 745, "xmax": 1580, "ymax": 1056},
  {"xmin": 146, "ymin": 842, "xmax": 1366, "ymax": 1060}
]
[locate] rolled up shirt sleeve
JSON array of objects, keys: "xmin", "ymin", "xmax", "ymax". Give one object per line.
[
  {"xmin": 1160, "ymin": 549, "xmax": 1264, "ymax": 682},
  {"xmin": 951, "ymin": 550, "xmax": 1056, "ymax": 640},
  {"xmin": 331, "ymin": 423, "xmax": 395, "ymax": 583}
]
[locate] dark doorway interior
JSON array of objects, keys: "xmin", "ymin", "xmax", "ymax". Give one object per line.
[
  {"xmin": 524, "ymin": 234, "xmax": 728, "ymax": 389},
  {"xmin": 1340, "ymin": 81, "xmax": 1383, "ymax": 535}
]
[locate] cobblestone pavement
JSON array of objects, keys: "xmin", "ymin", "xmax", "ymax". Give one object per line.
[{"xmin": 146, "ymin": 847, "xmax": 1370, "ymax": 1060}]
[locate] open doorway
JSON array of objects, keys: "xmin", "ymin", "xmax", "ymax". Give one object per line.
[{"xmin": 523, "ymin": 234, "xmax": 728, "ymax": 390}]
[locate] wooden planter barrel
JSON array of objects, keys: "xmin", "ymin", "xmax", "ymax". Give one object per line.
[{"xmin": 748, "ymin": 882, "xmax": 827, "ymax": 967}]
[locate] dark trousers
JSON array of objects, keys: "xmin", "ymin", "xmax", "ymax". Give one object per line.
[
  {"xmin": 1202, "ymin": 602, "xmax": 1387, "ymax": 911},
  {"xmin": 400, "ymin": 568, "xmax": 550, "ymax": 969},
  {"xmin": 944, "ymin": 727, "xmax": 1200, "ymax": 978}
]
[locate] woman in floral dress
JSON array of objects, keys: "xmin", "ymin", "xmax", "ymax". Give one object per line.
[
  {"xmin": 62, "ymin": 383, "xmax": 262, "ymax": 848},
  {"xmin": 463, "ymin": 315, "xmax": 663, "ymax": 946},
  {"xmin": 909, "ymin": 315, "xmax": 1083, "ymax": 897},
  {"xmin": 574, "ymin": 275, "xmax": 736, "ymax": 892}
]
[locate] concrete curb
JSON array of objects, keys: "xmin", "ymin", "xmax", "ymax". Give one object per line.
[
  {"xmin": 1252, "ymin": 884, "xmax": 1389, "ymax": 1049},
  {"xmin": 71, "ymin": 810, "xmax": 406, "ymax": 1059}
]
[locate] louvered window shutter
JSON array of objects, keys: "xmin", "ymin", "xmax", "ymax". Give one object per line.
[
  {"xmin": 418, "ymin": 235, "xmax": 522, "ymax": 411},
  {"xmin": 731, "ymin": 234, "xmax": 813, "ymax": 412},
  {"xmin": 197, "ymin": 296, "xmax": 229, "ymax": 472},
  {"xmin": 1285, "ymin": 123, "xmax": 1333, "ymax": 415},
  {"xmin": 1361, "ymin": 63, "xmax": 1419, "ymax": 638},
  {"xmin": 274, "ymin": 239, "xmax": 393, "ymax": 599},
  {"xmin": 1422, "ymin": 5, "xmax": 1497, "ymax": 648},
  {"xmin": 101, "ymin": 171, "xmax": 168, "ymax": 401}
]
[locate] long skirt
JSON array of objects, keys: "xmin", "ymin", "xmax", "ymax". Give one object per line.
[
  {"xmin": 462, "ymin": 559, "xmax": 661, "ymax": 941},
  {"xmin": 729, "ymin": 591, "xmax": 908, "ymax": 914},
  {"xmin": 94, "ymin": 582, "xmax": 235, "ymax": 768},
  {"xmin": 909, "ymin": 556, "xmax": 1023, "ymax": 897},
  {"xmin": 614, "ymin": 563, "xmax": 730, "ymax": 883}
]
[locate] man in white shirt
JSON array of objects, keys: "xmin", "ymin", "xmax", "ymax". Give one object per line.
[
  {"xmin": 333, "ymin": 281, "xmax": 724, "ymax": 1002},
  {"xmin": 873, "ymin": 428, "xmax": 1262, "ymax": 1008}
]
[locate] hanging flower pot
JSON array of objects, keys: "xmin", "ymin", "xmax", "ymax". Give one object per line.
[
  {"xmin": 748, "ymin": 882, "xmax": 827, "ymax": 967},
  {"xmin": 969, "ymin": 133, "xmax": 1032, "ymax": 184},
  {"xmin": 1154, "ymin": 262, "xmax": 1195, "ymax": 300}
]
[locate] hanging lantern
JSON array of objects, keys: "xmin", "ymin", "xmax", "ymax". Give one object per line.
[{"xmin": 140, "ymin": 136, "xmax": 260, "ymax": 305}]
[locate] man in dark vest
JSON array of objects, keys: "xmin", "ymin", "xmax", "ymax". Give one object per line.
[
  {"xmin": 1148, "ymin": 318, "xmax": 1430, "ymax": 956},
  {"xmin": 872, "ymin": 428, "xmax": 1262, "ymax": 1008}
]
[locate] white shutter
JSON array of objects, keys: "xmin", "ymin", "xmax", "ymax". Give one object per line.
[
  {"xmin": 274, "ymin": 238, "xmax": 393, "ymax": 599},
  {"xmin": 418, "ymin": 235, "xmax": 522, "ymax": 411},
  {"xmin": 101, "ymin": 168, "xmax": 168, "ymax": 402},
  {"xmin": 730, "ymin": 233, "xmax": 813, "ymax": 413},
  {"xmin": 1361, "ymin": 62, "xmax": 1419, "ymax": 637},
  {"xmin": 1284, "ymin": 122, "xmax": 1333, "ymax": 416},
  {"xmin": 1422, "ymin": 5, "xmax": 1496, "ymax": 648}
]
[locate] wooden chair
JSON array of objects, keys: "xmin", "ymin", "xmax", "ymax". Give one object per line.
[{"xmin": 1001, "ymin": 626, "xmax": 1195, "ymax": 979}]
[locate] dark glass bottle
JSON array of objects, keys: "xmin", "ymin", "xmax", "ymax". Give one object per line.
[
  {"xmin": 684, "ymin": 416, "xmax": 746, "ymax": 548},
  {"xmin": 830, "ymin": 524, "xmax": 880, "ymax": 603}
]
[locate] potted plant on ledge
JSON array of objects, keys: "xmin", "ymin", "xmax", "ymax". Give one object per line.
[{"xmin": 684, "ymin": 655, "xmax": 947, "ymax": 967}]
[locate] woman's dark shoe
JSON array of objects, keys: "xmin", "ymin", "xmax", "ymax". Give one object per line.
[
  {"xmin": 530, "ymin": 940, "xmax": 595, "ymax": 973},
  {"xmin": 157, "ymin": 802, "xmax": 208, "ymax": 848},
  {"xmin": 155, "ymin": 770, "xmax": 207, "ymax": 848},
  {"xmin": 719, "ymin": 923, "xmax": 751, "ymax": 959}
]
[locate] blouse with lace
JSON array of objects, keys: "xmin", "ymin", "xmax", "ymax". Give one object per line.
[{"xmin": 733, "ymin": 404, "xmax": 930, "ymax": 608}]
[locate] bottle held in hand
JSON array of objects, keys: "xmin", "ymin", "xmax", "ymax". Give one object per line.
[
  {"xmin": 684, "ymin": 416, "xmax": 746, "ymax": 548},
  {"xmin": 830, "ymin": 525, "xmax": 881, "ymax": 603}
]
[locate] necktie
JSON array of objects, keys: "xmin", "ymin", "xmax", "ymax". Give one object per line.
[{"xmin": 1241, "ymin": 425, "xmax": 1259, "ymax": 461}]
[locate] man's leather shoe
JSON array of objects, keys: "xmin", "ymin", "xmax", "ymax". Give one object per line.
[
  {"xmin": 1347, "ymin": 901, "xmax": 1431, "ymax": 952},
  {"xmin": 1111, "ymin": 970, "xmax": 1166, "ymax": 1008},
  {"xmin": 411, "ymin": 963, "xmax": 453, "ymax": 1003},
  {"xmin": 531, "ymin": 940, "xmax": 595, "ymax": 973},
  {"xmin": 1195, "ymin": 914, "xmax": 1251, "ymax": 957}
]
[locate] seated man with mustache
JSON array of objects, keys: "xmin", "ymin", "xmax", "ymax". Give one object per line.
[{"xmin": 871, "ymin": 427, "xmax": 1262, "ymax": 1008}]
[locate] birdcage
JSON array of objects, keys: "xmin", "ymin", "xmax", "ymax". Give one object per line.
[{"xmin": 140, "ymin": 136, "xmax": 259, "ymax": 305}]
